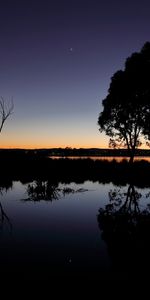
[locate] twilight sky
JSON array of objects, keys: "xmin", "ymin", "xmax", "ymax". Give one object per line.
[{"xmin": 0, "ymin": 0, "xmax": 150, "ymax": 148}]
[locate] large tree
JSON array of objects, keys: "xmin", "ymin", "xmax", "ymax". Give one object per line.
[{"xmin": 98, "ymin": 42, "xmax": 150, "ymax": 163}]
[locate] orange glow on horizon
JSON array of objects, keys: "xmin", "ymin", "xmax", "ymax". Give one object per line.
[
  {"xmin": 0, "ymin": 141, "xmax": 149, "ymax": 149},
  {"xmin": 0, "ymin": 143, "xmax": 108, "ymax": 149},
  {"xmin": 0, "ymin": 128, "xmax": 149, "ymax": 149},
  {"xmin": 0, "ymin": 138, "xmax": 108, "ymax": 149}
]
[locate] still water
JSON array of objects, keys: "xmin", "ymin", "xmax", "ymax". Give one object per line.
[
  {"xmin": 50, "ymin": 156, "xmax": 150, "ymax": 162},
  {"xmin": 0, "ymin": 180, "xmax": 150, "ymax": 280}
]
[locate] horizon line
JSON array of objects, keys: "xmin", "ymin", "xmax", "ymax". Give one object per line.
[{"xmin": 0, "ymin": 147, "xmax": 150, "ymax": 151}]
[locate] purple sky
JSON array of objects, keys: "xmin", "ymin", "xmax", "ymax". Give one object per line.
[{"xmin": 0, "ymin": 0, "xmax": 150, "ymax": 148}]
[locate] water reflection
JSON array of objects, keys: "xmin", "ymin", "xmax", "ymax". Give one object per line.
[
  {"xmin": 25, "ymin": 180, "xmax": 60, "ymax": 201},
  {"xmin": 0, "ymin": 201, "xmax": 12, "ymax": 233},
  {"xmin": 0, "ymin": 179, "xmax": 12, "ymax": 194},
  {"xmin": 98, "ymin": 184, "xmax": 150, "ymax": 273},
  {"xmin": 49, "ymin": 155, "xmax": 150, "ymax": 162},
  {"xmin": 1, "ymin": 174, "xmax": 150, "ymax": 279},
  {"xmin": 22, "ymin": 180, "xmax": 88, "ymax": 202},
  {"xmin": 0, "ymin": 186, "xmax": 12, "ymax": 234}
]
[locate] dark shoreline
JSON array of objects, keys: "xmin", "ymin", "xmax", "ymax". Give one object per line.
[
  {"xmin": 1, "ymin": 147, "xmax": 150, "ymax": 157},
  {"xmin": 0, "ymin": 153, "xmax": 150, "ymax": 188}
]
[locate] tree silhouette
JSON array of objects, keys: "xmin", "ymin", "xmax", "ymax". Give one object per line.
[
  {"xmin": 98, "ymin": 42, "xmax": 150, "ymax": 163},
  {"xmin": 0, "ymin": 97, "xmax": 14, "ymax": 133}
]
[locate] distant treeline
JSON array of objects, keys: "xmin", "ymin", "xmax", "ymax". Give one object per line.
[{"xmin": 1, "ymin": 147, "xmax": 150, "ymax": 157}]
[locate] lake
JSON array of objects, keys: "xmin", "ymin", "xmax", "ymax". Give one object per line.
[
  {"xmin": 1, "ymin": 179, "xmax": 150, "ymax": 281},
  {"xmin": 49, "ymin": 155, "xmax": 150, "ymax": 162}
]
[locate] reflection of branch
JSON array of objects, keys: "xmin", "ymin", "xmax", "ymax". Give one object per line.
[
  {"xmin": 62, "ymin": 187, "xmax": 88, "ymax": 196},
  {"xmin": 0, "ymin": 183, "xmax": 13, "ymax": 234},
  {"xmin": 0, "ymin": 201, "xmax": 12, "ymax": 233},
  {"xmin": 108, "ymin": 184, "xmax": 141, "ymax": 216},
  {"xmin": 98, "ymin": 183, "xmax": 150, "ymax": 240}
]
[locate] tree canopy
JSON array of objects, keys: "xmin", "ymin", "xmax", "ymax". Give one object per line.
[{"xmin": 98, "ymin": 42, "xmax": 150, "ymax": 163}]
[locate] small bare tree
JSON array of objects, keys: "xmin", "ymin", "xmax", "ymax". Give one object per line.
[{"xmin": 0, "ymin": 97, "xmax": 14, "ymax": 133}]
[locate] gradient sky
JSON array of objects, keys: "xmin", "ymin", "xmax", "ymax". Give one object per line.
[{"xmin": 0, "ymin": 0, "xmax": 150, "ymax": 148}]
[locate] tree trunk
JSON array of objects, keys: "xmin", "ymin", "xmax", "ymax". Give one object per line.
[{"xmin": 129, "ymin": 149, "xmax": 135, "ymax": 164}]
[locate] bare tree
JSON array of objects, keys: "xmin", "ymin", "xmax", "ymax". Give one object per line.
[{"xmin": 0, "ymin": 97, "xmax": 14, "ymax": 133}]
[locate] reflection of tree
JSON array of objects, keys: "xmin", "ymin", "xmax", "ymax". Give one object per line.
[
  {"xmin": 97, "ymin": 184, "xmax": 150, "ymax": 272},
  {"xmin": 25, "ymin": 180, "xmax": 60, "ymax": 202},
  {"xmin": 0, "ymin": 201, "xmax": 12, "ymax": 233},
  {"xmin": 0, "ymin": 180, "xmax": 12, "ymax": 195},
  {"xmin": 23, "ymin": 180, "xmax": 88, "ymax": 202},
  {"xmin": 107, "ymin": 185, "xmax": 142, "ymax": 218},
  {"xmin": 0, "ymin": 186, "xmax": 12, "ymax": 234}
]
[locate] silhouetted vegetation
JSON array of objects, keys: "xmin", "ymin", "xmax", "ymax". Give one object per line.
[
  {"xmin": 1, "ymin": 147, "xmax": 150, "ymax": 158},
  {"xmin": 21, "ymin": 180, "xmax": 88, "ymax": 202},
  {"xmin": 0, "ymin": 152, "xmax": 150, "ymax": 187},
  {"xmin": 98, "ymin": 184, "xmax": 150, "ymax": 275},
  {"xmin": 24, "ymin": 180, "xmax": 60, "ymax": 202},
  {"xmin": 98, "ymin": 42, "xmax": 150, "ymax": 163}
]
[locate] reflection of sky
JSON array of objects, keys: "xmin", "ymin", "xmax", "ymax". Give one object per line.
[
  {"xmin": 1, "ymin": 181, "xmax": 112, "ymax": 272},
  {"xmin": 0, "ymin": 0, "xmax": 150, "ymax": 148},
  {"xmin": 1, "ymin": 180, "xmax": 150, "ymax": 274}
]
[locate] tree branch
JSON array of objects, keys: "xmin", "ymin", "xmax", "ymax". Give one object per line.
[{"xmin": 0, "ymin": 97, "xmax": 14, "ymax": 133}]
